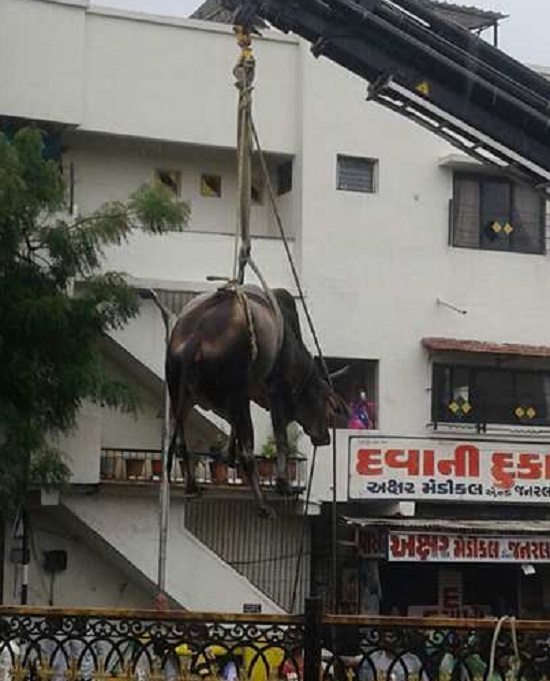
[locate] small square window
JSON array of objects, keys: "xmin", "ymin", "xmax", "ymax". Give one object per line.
[
  {"xmin": 337, "ymin": 155, "xmax": 377, "ymax": 194},
  {"xmin": 156, "ymin": 169, "xmax": 181, "ymax": 197},
  {"xmin": 277, "ymin": 161, "xmax": 293, "ymax": 195},
  {"xmin": 200, "ymin": 174, "xmax": 222, "ymax": 198}
]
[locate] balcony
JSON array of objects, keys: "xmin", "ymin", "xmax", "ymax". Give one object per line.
[{"xmin": 100, "ymin": 448, "xmax": 307, "ymax": 491}]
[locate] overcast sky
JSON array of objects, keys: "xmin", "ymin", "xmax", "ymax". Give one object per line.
[{"xmin": 98, "ymin": 0, "xmax": 550, "ymax": 66}]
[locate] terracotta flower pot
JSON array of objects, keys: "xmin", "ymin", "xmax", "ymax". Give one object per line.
[
  {"xmin": 151, "ymin": 459, "xmax": 163, "ymax": 478},
  {"xmin": 210, "ymin": 460, "xmax": 229, "ymax": 485},
  {"xmin": 258, "ymin": 458, "xmax": 275, "ymax": 480},
  {"xmin": 125, "ymin": 458, "xmax": 144, "ymax": 479},
  {"xmin": 287, "ymin": 459, "xmax": 298, "ymax": 481}
]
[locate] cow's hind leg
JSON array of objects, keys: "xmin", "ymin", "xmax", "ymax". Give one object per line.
[
  {"xmin": 268, "ymin": 386, "xmax": 293, "ymax": 496},
  {"xmin": 234, "ymin": 400, "xmax": 275, "ymax": 518},
  {"xmin": 171, "ymin": 417, "xmax": 199, "ymax": 495}
]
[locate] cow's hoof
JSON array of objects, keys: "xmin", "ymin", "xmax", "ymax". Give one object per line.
[
  {"xmin": 258, "ymin": 503, "xmax": 276, "ymax": 519},
  {"xmin": 275, "ymin": 477, "xmax": 294, "ymax": 496},
  {"xmin": 185, "ymin": 480, "xmax": 201, "ymax": 496}
]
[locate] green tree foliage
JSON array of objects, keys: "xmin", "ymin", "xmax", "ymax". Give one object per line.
[{"xmin": 0, "ymin": 128, "xmax": 190, "ymax": 514}]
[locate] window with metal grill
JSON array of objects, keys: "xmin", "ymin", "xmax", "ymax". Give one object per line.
[
  {"xmin": 336, "ymin": 155, "xmax": 378, "ymax": 194},
  {"xmin": 432, "ymin": 363, "xmax": 550, "ymax": 427},
  {"xmin": 451, "ymin": 173, "xmax": 545, "ymax": 254}
]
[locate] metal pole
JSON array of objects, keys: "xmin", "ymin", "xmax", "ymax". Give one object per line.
[
  {"xmin": 20, "ymin": 507, "xmax": 29, "ymax": 605},
  {"xmin": 158, "ymin": 370, "xmax": 171, "ymax": 592},
  {"xmin": 139, "ymin": 288, "xmax": 174, "ymax": 593},
  {"xmin": 331, "ymin": 429, "xmax": 338, "ymax": 612},
  {"xmin": 303, "ymin": 596, "xmax": 323, "ymax": 681}
]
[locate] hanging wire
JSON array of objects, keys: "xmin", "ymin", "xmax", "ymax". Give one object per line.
[{"xmin": 250, "ymin": 120, "xmax": 332, "ymax": 386}]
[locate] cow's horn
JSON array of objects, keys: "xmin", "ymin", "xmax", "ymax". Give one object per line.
[{"xmin": 328, "ymin": 365, "xmax": 350, "ymax": 381}]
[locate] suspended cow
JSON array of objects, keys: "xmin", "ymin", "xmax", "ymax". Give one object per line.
[{"xmin": 166, "ymin": 284, "xmax": 343, "ymax": 515}]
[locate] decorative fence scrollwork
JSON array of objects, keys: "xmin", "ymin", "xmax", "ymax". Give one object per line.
[
  {"xmin": 1, "ymin": 607, "xmax": 550, "ymax": 681},
  {"xmin": 321, "ymin": 615, "xmax": 550, "ymax": 681},
  {"xmin": 0, "ymin": 609, "xmax": 303, "ymax": 681}
]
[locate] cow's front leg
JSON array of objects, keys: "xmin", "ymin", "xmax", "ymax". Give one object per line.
[
  {"xmin": 178, "ymin": 429, "xmax": 199, "ymax": 495},
  {"xmin": 227, "ymin": 428, "xmax": 237, "ymax": 467},
  {"xmin": 235, "ymin": 401, "xmax": 275, "ymax": 518},
  {"xmin": 269, "ymin": 390, "xmax": 293, "ymax": 496}
]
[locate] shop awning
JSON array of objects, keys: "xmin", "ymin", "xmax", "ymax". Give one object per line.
[
  {"xmin": 422, "ymin": 337, "xmax": 550, "ymax": 359},
  {"xmin": 345, "ymin": 517, "xmax": 550, "ymax": 535}
]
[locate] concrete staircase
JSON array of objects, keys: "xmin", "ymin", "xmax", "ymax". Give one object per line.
[{"xmin": 62, "ymin": 489, "xmax": 284, "ymax": 613}]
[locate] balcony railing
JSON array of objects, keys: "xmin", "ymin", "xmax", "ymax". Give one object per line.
[{"xmin": 100, "ymin": 448, "xmax": 307, "ymax": 491}]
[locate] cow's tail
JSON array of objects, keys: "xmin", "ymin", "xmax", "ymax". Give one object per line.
[{"xmin": 166, "ymin": 335, "xmax": 201, "ymax": 479}]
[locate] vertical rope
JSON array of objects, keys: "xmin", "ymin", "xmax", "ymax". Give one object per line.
[{"xmin": 233, "ymin": 26, "xmax": 255, "ymax": 284}]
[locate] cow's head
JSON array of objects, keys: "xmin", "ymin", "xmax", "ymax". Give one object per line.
[{"xmin": 293, "ymin": 371, "xmax": 347, "ymax": 447}]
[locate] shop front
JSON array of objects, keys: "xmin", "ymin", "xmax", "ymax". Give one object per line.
[
  {"xmin": 344, "ymin": 520, "xmax": 550, "ymax": 618},
  {"xmin": 320, "ymin": 434, "xmax": 550, "ymax": 618}
]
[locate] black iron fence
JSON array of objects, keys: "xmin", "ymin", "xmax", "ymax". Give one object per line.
[{"xmin": 1, "ymin": 604, "xmax": 550, "ymax": 681}]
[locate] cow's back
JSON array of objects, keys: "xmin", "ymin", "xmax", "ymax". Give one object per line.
[{"xmin": 166, "ymin": 285, "xmax": 282, "ymax": 409}]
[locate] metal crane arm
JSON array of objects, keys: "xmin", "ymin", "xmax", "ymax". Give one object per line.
[{"xmin": 224, "ymin": 0, "xmax": 550, "ymax": 193}]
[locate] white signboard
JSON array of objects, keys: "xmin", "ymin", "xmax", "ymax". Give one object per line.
[
  {"xmin": 388, "ymin": 531, "xmax": 550, "ymax": 563},
  {"xmin": 348, "ymin": 436, "xmax": 550, "ymax": 503}
]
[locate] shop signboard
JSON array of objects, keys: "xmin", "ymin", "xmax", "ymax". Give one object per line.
[
  {"xmin": 388, "ymin": 531, "xmax": 550, "ymax": 563},
  {"xmin": 348, "ymin": 435, "xmax": 550, "ymax": 503},
  {"xmin": 355, "ymin": 528, "xmax": 386, "ymax": 558}
]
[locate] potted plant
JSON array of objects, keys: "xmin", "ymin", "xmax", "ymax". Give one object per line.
[
  {"xmin": 287, "ymin": 424, "xmax": 304, "ymax": 482},
  {"xmin": 259, "ymin": 425, "xmax": 304, "ymax": 482},
  {"xmin": 258, "ymin": 437, "xmax": 277, "ymax": 481}
]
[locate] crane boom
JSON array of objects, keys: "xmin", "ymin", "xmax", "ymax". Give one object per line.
[{"xmin": 224, "ymin": 0, "xmax": 550, "ymax": 193}]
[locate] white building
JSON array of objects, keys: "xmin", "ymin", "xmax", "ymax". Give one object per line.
[{"xmin": 1, "ymin": 0, "xmax": 550, "ymax": 617}]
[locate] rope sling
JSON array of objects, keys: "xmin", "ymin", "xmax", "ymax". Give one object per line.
[{"xmin": 230, "ymin": 23, "xmax": 339, "ymax": 611}]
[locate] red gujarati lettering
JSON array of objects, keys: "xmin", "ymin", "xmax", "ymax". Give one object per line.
[
  {"xmin": 508, "ymin": 541, "xmax": 521, "ymax": 560},
  {"xmin": 385, "ymin": 449, "xmax": 421, "ymax": 476},
  {"xmin": 517, "ymin": 453, "xmax": 543, "ymax": 480},
  {"xmin": 356, "ymin": 449, "xmax": 383, "ymax": 476},
  {"xmin": 423, "ymin": 450, "xmax": 436, "ymax": 476},
  {"xmin": 389, "ymin": 534, "xmax": 416, "ymax": 559},
  {"xmin": 491, "ymin": 453, "xmax": 515, "ymax": 489},
  {"xmin": 437, "ymin": 444, "xmax": 480, "ymax": 478}
]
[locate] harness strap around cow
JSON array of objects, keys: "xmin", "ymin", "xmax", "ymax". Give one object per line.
[{"xmin": 292, "ymin": 357, "xmax": 316, "ymax": 404}]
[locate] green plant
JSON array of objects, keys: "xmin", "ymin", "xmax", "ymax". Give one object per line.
[
  {"xmin": 260, "ymin": 423, "xmax": 303, "ymax": 458},
  {"xmin": 0, "ymin": 127, "xmax": 189, "ymax": 515}
]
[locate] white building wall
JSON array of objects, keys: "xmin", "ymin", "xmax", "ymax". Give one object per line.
[
  {"xmin": 53, "ymin": 402, "xmax": 102, "ymax": 485},
  {"xmin": 65, "ymin": 133, "xmax": 298, "ymax": 288},
  {"xmin": 0, "ymin": 0, "xmax": 299, "ymax": 153},
  {"xmin": 0, "ymin": 0, "xmax": 86, "ymax": 125},
  {"xmin": 298, "ymin": 49, "xmax": 550, "ymax": 444},
  {"xmin": 65, "ymin": 493, "xmax": 284, "ymax": 612},
  {"xmin": 82, "ymin": 10, "xmax": 299, "ymax": 153},
  {"xmin": 3, "ymin": 509, "xmax": 152, "ymax": 608}
]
